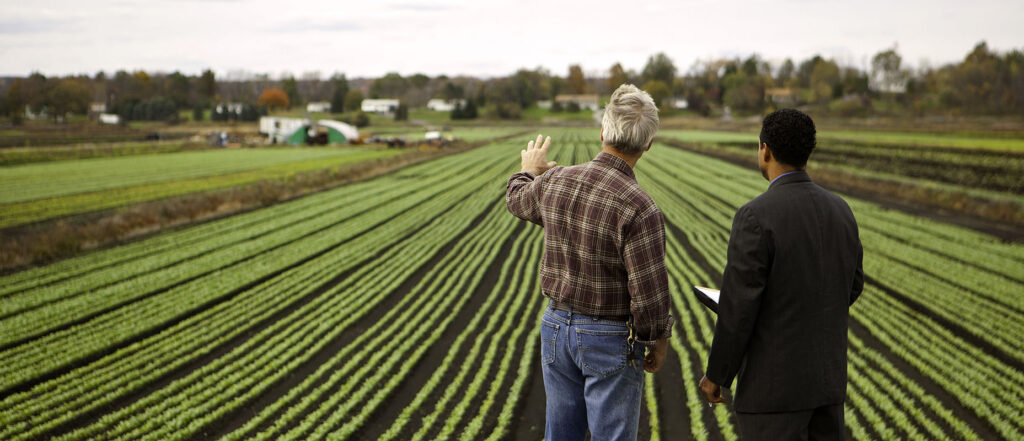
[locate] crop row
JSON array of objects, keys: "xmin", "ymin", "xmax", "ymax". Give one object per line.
[
  {"xmin": 0, "ymin": 137, "xmax": 531, "ymax": 440},
  {"xmin": 633, "ymin": 139, "xmax": 1023, "ymax": 439}
]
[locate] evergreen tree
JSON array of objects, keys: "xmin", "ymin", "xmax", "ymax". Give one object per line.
[
  {"xmin": 281, "ymin": 76, "xmax": 300, "ymax": 109},
  {"xmin": 330, "ymin": 74, "xmax": 349, "ymax": 113},
  {"xmin": 394, "ymin": 102, "xmax": 408, "ymax": 121},
  {"xmin": 463, "ymin": 100, "xmax": 478, "ymax": 119}
]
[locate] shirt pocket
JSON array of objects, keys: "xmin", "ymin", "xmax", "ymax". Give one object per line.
[
  {"xmin": 540, "ymin": 319, "xmax": 559, "ymax": 365},
  {"xmin": 576, "ymin": 327, "xmax": 630, "ymax": 377}
]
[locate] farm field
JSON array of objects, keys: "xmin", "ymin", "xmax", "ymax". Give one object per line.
[
  {"xmin": 659, "ymin": 130, "xmax": 1024, "ymax": 196},
  {"xmin": 0, "ymin": 147, "xmax": 406, "ymax": 228},
  {"xmin": 0, "ymin": 139, "xmax": 207, "ymax": 166},
  {"xmin": 659, "ymin": 129, "xmax": 1024, "ymax": 151},
  {"xmin": 0, "ymin": 128, "xmax": 1022, "ymax": 440},
  {"xmin": 658, "ymin": 129, "xmax": 1024, "ymax": 229}
]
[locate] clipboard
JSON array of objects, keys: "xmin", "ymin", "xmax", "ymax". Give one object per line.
[{"xmin": 692, "ymin": 286, "xmax": 720, "ymax": 314}]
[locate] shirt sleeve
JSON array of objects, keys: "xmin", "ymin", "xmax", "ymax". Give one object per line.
[
  {"xmin": 505, "ymin": 171, "xmax": 543, "ymax": 226},
  {"xmin": 624, "ymin": 206, "xmax": 675, "ymax": 347},
  {"xmin": 706, "ymin": 205, "xmax": 771, "ymax": 388}
]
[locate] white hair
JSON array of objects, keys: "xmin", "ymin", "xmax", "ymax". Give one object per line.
[{"xmin": 601, "ymin": 83, "xmax": 659, "ymax": 155}]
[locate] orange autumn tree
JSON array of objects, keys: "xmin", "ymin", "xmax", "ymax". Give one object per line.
[{"xmin": 258, "ymin": 88, "xmax": 290, "ymax": 109}]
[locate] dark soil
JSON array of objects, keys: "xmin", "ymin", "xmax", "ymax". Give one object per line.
[
  {"xmin": 190, "ymin": 197, "xmax": 503, "ymax": 441},
  {"xmin": 25, "ymin": 191, "xmax": 482, "ymax": 440},
  {"xmin": 513, "ymin": 353, "xmax": 549, "ymax": 440},
  {"xmin": 349, "ymin": 221, "xmax": 525, "ymax": 441},
  {"xmin": 848, "ymin": 320, "xmax": 1002, "ymax": 441},
  {"xmin": 865, "ymin": 276, "xmax": 1023, "ymax": 373}
]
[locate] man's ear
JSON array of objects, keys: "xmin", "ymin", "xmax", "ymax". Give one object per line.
[
  {"xmin": 761, "ymin": 143, "xmax": 773, "ymax": 164},
  {"xmin": 645, "ymin": 140, "xmax": 653, "ymax": 151},
  {"xmin": 600, "ymin": 126, "xmax": 604, "ymax": 142}
]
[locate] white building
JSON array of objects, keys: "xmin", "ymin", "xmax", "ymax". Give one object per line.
[
  {"xmin": 426, "ymin": 99, "xmax": 466, "ymax": 112},
  {"xmin": 99, "ymin": 113, "xmax": 120, "ymax": 125},
  {"xmin": 361, "ymin": 99, "xmax": 400, "ymax": 113},
  {"xmin": 216, "ymin": 103, "xmax": 245, "ymax": 114},
  {"xmin": 554, "ymin": 94, "xmax": 600, "ymax": 111},
  {"xmin": 306, "ymin": 101, "xmax": 331, "ymax": 113},
  {"xmin": 259, "ymin": 117, "xmax": 307, "ymax": 143}
]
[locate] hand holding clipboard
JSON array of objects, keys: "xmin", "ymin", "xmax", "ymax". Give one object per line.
[{"xmin": 692, "ymin": 286, "xmax": 720, "ymax": 314}]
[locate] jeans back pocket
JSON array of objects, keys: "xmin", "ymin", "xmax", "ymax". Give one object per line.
[
  {"xmin": 576, "ymin": 327, "xmax": 629, "ymax": 377},
  {"xmin": 540, "ymin": 319, "xmax": 559, "ymax": 365}
]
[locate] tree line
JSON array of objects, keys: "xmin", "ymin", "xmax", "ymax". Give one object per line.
[{"xmin": 1, "ymin": 41, "xmax": 1020, "ymax": 124}]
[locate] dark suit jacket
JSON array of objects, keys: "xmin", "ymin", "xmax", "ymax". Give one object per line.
[{"xmin": 706, "ymin": 171, "xmax": 864, "ymax": 413}]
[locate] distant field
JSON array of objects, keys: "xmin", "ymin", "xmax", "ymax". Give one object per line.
[
  {"xmin": 0, "ymin": 147, "xmax": 405, "ymax": 228},
  {"xmin": 0, "ymin": 140, "xmax": 210, "ymax": 166},
  {"xmin": 657, "ymin": 128, "xmax": 1024, "ymax": 229},
  {"xmin": 369, "ymin": 126, "xmax": 531, "ymax": 142},
  {"xmin": 659, "ymin": 129, "xmax": 1024, "ymax": 151}
]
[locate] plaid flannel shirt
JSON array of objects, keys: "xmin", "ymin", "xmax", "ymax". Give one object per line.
[{"xmin": 505, "ymin": 152, "xmax": 674, "ymax": 346}]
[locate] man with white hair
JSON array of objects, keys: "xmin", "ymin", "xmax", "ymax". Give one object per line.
[{"xmin": 506, "ymin": 84, "xmax": 674, "ymax": 441}]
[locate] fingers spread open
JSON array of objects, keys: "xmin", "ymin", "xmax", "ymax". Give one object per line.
[{"xmin": 541, "ymin": 135, "xmax": 551, "ymax": 151}]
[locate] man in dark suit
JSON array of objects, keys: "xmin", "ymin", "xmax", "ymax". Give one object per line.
[{"xmin": 699, "ymin": 109, "xmax": 864, "ymax": 441}]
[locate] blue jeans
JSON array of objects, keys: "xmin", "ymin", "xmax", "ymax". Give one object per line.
[{"xmin": 541, "ymin": 305, "xmax": 645, "ymax": 441}]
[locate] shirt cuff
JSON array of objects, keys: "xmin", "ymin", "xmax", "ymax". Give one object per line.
[{"xmin": 632, "ymin": 314, "xmax": 675, "ymax": 347}]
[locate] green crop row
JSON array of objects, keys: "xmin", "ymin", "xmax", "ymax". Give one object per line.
[
  {"xmin": 2, "ymin": 128, "xmax": 1021, "ymax": 440},
  {"xmin": 631, "ymin": 138, "xmax": 1023, "ymax": 440},
  {"xmin": 0, "ymin": 137, "xmax": 528, "ymax": 440}
]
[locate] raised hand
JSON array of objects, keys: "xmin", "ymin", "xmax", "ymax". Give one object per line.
[{"xmin": 520, "ymin": 134, "xmax": 557, "ymax": 176}]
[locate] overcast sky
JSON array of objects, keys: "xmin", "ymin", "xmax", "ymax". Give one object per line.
[{"xmin": 1, "ymin": 0, "xmax": 1022, "ymax": 79}]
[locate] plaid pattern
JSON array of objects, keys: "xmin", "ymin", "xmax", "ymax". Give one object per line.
[{"xmin": 506, "ymin": 152, "xmax": 674, "ymax": 346}]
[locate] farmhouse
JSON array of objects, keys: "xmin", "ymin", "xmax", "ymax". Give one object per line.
[
  {"xmin": 554, "ymin": 94, "xmax": 599, "ymax": 111},
  {"xmin": 361, "ymin": 99, "xmax": 400, "ymax": 114},
  {"xmin": 306, "ymin": 101, "xmax": 331, "ymax": 113},
  {"xmin": 426, "ymin": 99, "xmax": 466, "ymax": 112}
]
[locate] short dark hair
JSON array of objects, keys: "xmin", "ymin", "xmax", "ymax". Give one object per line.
[{"xmin": 759, "ymin": 109, "xmax": 816, "ymax": 167}]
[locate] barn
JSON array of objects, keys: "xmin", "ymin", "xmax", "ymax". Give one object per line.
[{"xmin": 259, "ymin": 117, "xmax": 359, "ymax": 145}]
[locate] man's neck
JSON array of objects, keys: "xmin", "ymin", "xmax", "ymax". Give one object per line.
[
  {"xmin": 766, "ymin": 164, "xmax": 804, "ymax": 183},
  {"xmin": 600, "ymin": 144, "xmax": 641, "ymax": 168}
]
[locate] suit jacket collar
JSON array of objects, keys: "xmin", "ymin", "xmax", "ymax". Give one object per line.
[
  {"xmin": 768, "ymin": 170, "xmax": 810, "ymax": 190},
  {"xmin": 593, "ymin": 152, "xmax": 636, "ymax": 180}
]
